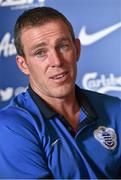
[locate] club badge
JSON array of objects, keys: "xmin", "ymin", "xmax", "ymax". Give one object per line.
[{"xmin": 94, "ymin": 126, "xmax": 117, "ymax": 150}]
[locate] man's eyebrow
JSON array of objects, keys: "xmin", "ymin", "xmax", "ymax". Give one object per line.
[
  {"xmin": 31, "ymin": 38, "xmax": 70, "ymax": 51},
  {"xmin": 56, "ymin": 37, "xmax": 70, "ymax": 43},
  {"xmin": 31, "ymin": 42, "xmax": 47, "ymax": 51}
]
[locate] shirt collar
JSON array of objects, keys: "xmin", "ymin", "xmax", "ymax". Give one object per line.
[
  {"xmin": 28, "ymin": 84, "xmax": 97, "ymax": 120},
  {"xmin": 75, "ymin": 85, "xmax": 97, "ymax": 119},
  {"xmin": 28, "ymin": 85, "xmax": 58, "ymax": 119}
]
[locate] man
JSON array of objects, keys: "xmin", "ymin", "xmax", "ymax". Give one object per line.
[{"xmin": 0, "ymin": 7, "xmax": 121, "ymax": 179}]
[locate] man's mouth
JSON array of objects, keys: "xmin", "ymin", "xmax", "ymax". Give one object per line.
[{"xmin": 49, "ymin": 72, "xmax": 68, "ymax": 80}]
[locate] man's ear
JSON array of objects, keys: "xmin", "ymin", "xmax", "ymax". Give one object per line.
[
  {"xmin": 16, "ymin": 55, "xmax": 29, "ymax": 75},
  {"xmin": 75, "ymin": 38, "xmax": 81, "ymax": 61}
]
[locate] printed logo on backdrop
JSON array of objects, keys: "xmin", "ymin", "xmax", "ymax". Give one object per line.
[
  {"xmin": 79, "ymin": 22, "xmax": 121, "ymax": 46},
  {"xmin": 0, "ymin": 33, "xmax": 16, "ymax": 57},
  {"xmin": 82, "ymin": 72, "xmax": 121, "ymax": 94},
  {"xmin": 0, "ymin": 87, "xmax": 26, "ymax": 101},
  {"xmin": 0, "ymin": 0, "xmax": 45, "ymax": 10}
]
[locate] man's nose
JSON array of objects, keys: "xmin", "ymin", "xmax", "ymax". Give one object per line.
[{"xmin": 50, "ymin": 49, "xmax": 63, "ymax": 67}]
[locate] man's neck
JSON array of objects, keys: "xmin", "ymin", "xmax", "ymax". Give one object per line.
[
  {"xmin": 30, "ymin": 83, "xmax": 80, "ymax": 132},
  {"xmin": 41, "ymin": 91, "xmax": 80, "ymax": 132},
  {"xmin": 48, "ymin": 93, "xmax": 80, "ymax": 132}
]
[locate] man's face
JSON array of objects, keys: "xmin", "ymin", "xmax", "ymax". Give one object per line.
[{"xmin": 16, "ymin": 20, "xmax": 80, "ymax": 99}]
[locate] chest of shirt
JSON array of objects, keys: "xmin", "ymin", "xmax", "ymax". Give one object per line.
[{"xmin": 39, "ymin": 116, "xmax": 121, "ymax": 179}]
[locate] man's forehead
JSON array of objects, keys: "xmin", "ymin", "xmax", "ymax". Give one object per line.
[
  {"xmin": 21, "ymin": 20, "xmax": 68, "ymax": 33},
  {"xmin": 20, "ymin": 21, "xmax": 72, "ymax": 48},
  {"xmin": 38, "ymin": 37, "xmax": 70, "ymax": 45}
]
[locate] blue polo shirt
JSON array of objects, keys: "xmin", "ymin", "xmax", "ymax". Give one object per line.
[{"xmin": 0, "ymin": 85, "xmax": 121, "ymax": 179}]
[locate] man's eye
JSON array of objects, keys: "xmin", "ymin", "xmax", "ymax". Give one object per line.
[
  {"xmin": 35, "ymin": 50, "xmax": 46, "ymax": 57},
  {"xmin": 59, "ymin": 44, "xmax": 70, "ymax": 52},
  {"xmin": 61, "ymin": 44, "xmax": 69, "ymax": 49}
]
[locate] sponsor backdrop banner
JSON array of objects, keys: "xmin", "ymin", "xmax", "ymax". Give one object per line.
[{"xmin": 0, "ymin": 0, "xmax": 121, "ymax": 109}]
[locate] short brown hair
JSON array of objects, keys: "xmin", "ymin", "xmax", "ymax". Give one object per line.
[{"xmin": 14, "ymin": 7, "xmax": 75, "ymax": 57}]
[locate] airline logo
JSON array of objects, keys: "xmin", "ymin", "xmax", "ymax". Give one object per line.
[
  {"xmin": 79, "ymin": 22, "xmax": 121, "ymax": 46},
  {"xmin": 82, "ymin": 72, "xmax": 121, "ymax": 95},
  {"xmin": 0, "ymin": 32, "xmax": 16, "ymax": 57}
]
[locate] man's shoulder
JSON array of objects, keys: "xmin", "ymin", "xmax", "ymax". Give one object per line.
[
  {"xmin": 0, "ymin": 90, "xmax": 37, "ymax": 125},
  {"xmin": 0, "ymin": 91, "xmax": 41, "ymax": 138},
  {"xmin": 0, "ymin": 102, "xmax": 31, "ymax": 128}
]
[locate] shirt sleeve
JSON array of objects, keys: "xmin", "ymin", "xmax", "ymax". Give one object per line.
[{"xmin": 0, "ymin": 111, "xmax": 53, "ymax": 179}]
